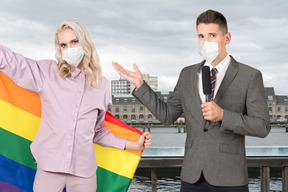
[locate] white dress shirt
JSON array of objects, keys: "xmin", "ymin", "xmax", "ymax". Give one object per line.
[{"xmin": 197, "ymin": 55, "xmax": 231, "ymax": 103}]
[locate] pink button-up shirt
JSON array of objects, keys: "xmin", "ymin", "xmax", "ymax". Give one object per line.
[{"xmin": 0, "ymin": 45, "xmax": 127, "ymax": 177}]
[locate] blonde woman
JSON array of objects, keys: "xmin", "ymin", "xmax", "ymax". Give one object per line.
[{"xmin": 0, "ymin": 18, "xmax": 152, "ymax": 192}]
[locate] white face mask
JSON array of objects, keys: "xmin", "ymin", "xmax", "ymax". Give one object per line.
[
  {"xmin": 198, "ymin": 41, "xmax": 219, "ymax": 63},
  {"xmin": 62, "ymin": 46, "xmax": 84, "ymax": 67}
]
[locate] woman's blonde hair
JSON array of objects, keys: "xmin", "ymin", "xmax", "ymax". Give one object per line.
[{"xmin": 55, "ymin": 18, "xmax": 102, "ymax": 88}]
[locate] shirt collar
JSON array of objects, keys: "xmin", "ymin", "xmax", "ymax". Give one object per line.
[
  {"xmin": 204, "ymin": 54, "xmax": 231, "ymax": 73},
  {"xmin": 70, "ymin": 67, "xmax": 86, "ymax": 79}
]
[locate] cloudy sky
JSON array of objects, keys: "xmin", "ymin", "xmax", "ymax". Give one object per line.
[{"xmin": 1, "ymin": 0, "xmax": 287, "ymax": 95}]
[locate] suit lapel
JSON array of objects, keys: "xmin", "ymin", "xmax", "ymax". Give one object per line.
[
  {"xmin": 180, "ymin": 61, "xmax": 204, "ymax": 123},
  {"xmin": 214, "ymin": 56, "xmax": 239, "ymax": 103},
  {"xmin": 193, "ymin": 61, "xmax": 205, "ymax": 105},
  {"xmin": 189, "ymin": 62, "xmax": 206, "ymax": 124}
]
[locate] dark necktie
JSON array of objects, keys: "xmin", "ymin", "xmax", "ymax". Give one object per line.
[{"xmin": 209, "ymin": 68, "xmax": 218, "ymax": 101}]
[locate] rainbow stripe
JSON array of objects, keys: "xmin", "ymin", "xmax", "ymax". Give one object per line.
[{"xmin": 0, "ymin": 72, "xmax": 143, "ymax": 192}]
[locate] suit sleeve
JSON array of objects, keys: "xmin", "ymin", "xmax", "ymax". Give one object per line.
[
  {"xmin": 220, "ymin": 70, "xmax": 271, "ymax": 138},
  {"xmin": 132, "ymin": 74, "xmax": 183, "ymax": 125}
]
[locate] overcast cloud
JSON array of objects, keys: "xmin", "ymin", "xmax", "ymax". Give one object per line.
[{"xmin": 0, "ymin": 0, "xmax": 287, "ymax": 95}]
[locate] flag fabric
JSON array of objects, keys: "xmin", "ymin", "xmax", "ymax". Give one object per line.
[{"xmin": 0, "ymin": 72, "xmax": 143, "ymax": 192}]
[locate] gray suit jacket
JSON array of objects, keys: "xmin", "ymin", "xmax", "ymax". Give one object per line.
[{"xmin": 133, "ymin": 56, "xmax": 270, "ymax": 187}]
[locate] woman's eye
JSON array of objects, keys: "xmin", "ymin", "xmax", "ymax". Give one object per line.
[
  {"xmin": 60, "ymin": 44, "xmax": 66, "ymax": 48},
  {"xmin": 72, "ymin": 40, "xmax": 79, "ymax": 44}
]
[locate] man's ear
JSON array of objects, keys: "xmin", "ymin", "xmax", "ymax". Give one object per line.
[{"xmin": 225, "ymin": 32, "xmax": 231, "ymax": 45}]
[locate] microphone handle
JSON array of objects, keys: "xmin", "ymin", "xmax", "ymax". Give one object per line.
[
  {"xmin": 205, "ymin": 94, "xmax": 210, "ymax": 102},
  {"xmin": 204, "ymin": 94, "xmax": 210, "ymax": 132}
]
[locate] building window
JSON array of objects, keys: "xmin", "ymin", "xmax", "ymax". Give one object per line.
[
  {"xmin": 132, "ymin": 98, "xmax": 136, "ymax": 102},
  {"xmin": 116, "ymin": 107, "xmax": 119, "ymax": 113},
  {"xmin": 285, "ymin": 115, "xmax": 288, "ymax": 120},
  {"xmin": 140, "ymin": 106, "xmax": 143, "ymax": 111},
  {"xmin": 268, "ymin": 107, "xmax": 272, "ymax": 111},
  {"xmin": 139, "ymin": 114, "xmax": 144, "ymax": 119},
  {"xmin": 124, "ymin": 106, "xmax": 127, "ymax": 111},
  {"xmin": 115, "ymin": 115, "xmax": 120, "ymax": 119},
  {"xmin": 148, "ymin": 114, "xmax": 152, "ymax": 119},
  {"xmin": 278, "ymin": 107, "xmax": 281, "ymax": 112},
  {"xmin": 116, "ymin": 99, "xmax": 120, "ymax": 103},
  {"xmin": 123, "ymin": 115, "xmax": 128, "ymax": 119},
  {"xmin": 268, "ymin": 96, "xmax": 273, "ymax": 101},
  {"xmin": 131, "ymin": 107, "xmax": 135, "ymax": 112},
  {"xmin": 124, "ymin": 99, "xmax": 128, "ymax": 103},
  {"xmin": 131, "ymin": 115, "xmax": 136, "ymax": 120},
  {"xmin": 286, "ymin": 107, "xmax": 288, "ymax": 112}
]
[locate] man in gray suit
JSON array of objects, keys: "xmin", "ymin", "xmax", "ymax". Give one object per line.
[{"xmin": 113, "ymin": 9, "xmax": 270, "ymax": 192}]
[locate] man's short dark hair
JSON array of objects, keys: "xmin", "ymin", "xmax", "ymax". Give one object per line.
[{"xmin": 196, "ymin": 9, "xmax": 228, "ymax": 34}]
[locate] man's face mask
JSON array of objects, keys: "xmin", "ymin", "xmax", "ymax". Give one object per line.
[{"xmin": 198, "ymin": 41, "xmax": 219, "ymax": 63}]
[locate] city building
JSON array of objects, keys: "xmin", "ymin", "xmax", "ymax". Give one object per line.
[
  {"xmin": 111, "ymin": 77, "xmax": 132, "ymax": 95},
  {"xmin": 108, "ymin": 91, "xmax": 173, "ymax": 124},
  {"xmin": 142, "ymin": 74, "xmax": 158, "ymax": 92},
  {"xmin": 265, "ymin": 87, "xmax": 288, "ymax": 122}
]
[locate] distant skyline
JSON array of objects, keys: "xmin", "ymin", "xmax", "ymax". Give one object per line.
[{"xmin": 0, "ymin": 0, "xmax": 287, "ymax": 95}]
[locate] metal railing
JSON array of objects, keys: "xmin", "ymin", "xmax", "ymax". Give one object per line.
[
  {"xmin": 135, "ymin": 124, "xmax": 288, "ymax": 133},
  {"xmin": 138, "ymin": 156, "xmax": 288, "ymax": 192}
]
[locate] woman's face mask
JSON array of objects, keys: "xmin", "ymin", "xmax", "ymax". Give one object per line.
[{"xmin": 62, "ymin": 46, "xmax": 84, "ymax": 67}]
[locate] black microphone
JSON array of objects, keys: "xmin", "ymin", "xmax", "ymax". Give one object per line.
[
  {"xmin": 202, "ymin": 66, "xmax": 211, "ymax": 132},
  {"xmin": 202, "ymin": 66, "xmax": 211, "ymax": 102}
]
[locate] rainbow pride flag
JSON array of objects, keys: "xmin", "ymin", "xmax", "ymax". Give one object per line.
[{"xmin": 0, "ymin": 72, "xmax": 143, "ymax": 192}]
